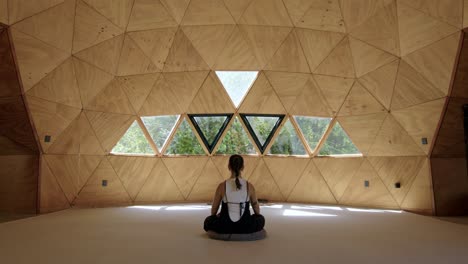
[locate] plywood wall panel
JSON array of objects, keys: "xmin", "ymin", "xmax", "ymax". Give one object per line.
[
  {"xmin": 39, "ymin": 157, "xmax": 70, "ymax": 213},
  {"xmin": 127, "ymin": 0, "xmax": 177, "ymax": 31},
  {"xmin": 86, "ymin": 79, "xmax": 135, "ymax": 114},
  {"xmin": 117, "ymin": 35, "xmax": 159, "ymax": 76},
  {"xmin": 12, "ymin": 0, "xmax": 74, "ymax": 53},
  {"xmin": 239, "ymin": 0, "xmax": 292, "ymax": 27},
  {"xmin": 295, "ymin": 0, "xmax": 344, "ymax": 33},
  {"xmin": 181, "ymin": 0, "xmax": 235, "ymax": 26},
  {"xmin": 338, "ymin": 82, "xmax": 386, "ymax": 116},
  {"xmin": 117, "ymin": 74, "xmax": 160, "ymax": 113},
  {"xmin": 266, "ymin": 71, "xmax": 310, "ymax": 113},
  {"xmin": 314, "ymin": 75, "xmax": 354, "ymax": 115},
  {"xmin": 8, "ymin": 0, "xmax": 64, "ymax": 24},
  {"xmin": 188, "ymin": 159, "xmax": 224, "ymax": 201},
  {"xmin": 83, "ymin": 0, "xmax": 134, "ymax": 29},
  {"xmin": 73, "ymin": 58, "xmax": 114, "ymax": 107},
  {"xmin": 248, "ymin": 159, "xmax": 284, "ymax": 201},
  {"xmin": 314, "ymin": 37, "xmax": 355, "ymax": 78},
  {"xmin": 0, "ymin": 155, "xmax": 38, "ymax": 214},
  {"xmin": 264, "ymin": 157, "xmax": 310, "ymax": 199},
  {"xmin": 0, "ymin": 0, "xmax": 8, "ymax": 25},
  {"xmin": 239, "ymin": 72, "xmax": 287, "ymax": 114},
  {"xmin": 349, "ymin": 37, "xmax": 397, "ymax": 78},
  {"xmin": 162, "ymin": 157, "xmax": 209, "ymax": 199},
  {"xmin": 222, "ymin": 0, "xmax": 253, "ymax": 22},
  {"xmin": 264, "ymin": 31, "xmax": 310, "ymax": 73},
  {"xmin": 290, "ymin": 76, "xmax": 333, "ymax": 117},
  {"xmin": 401, "ymin": 159, "xmax": 433, "ymax": 214},
  {"xmin": 340, "ymin": 0, "xmax": 393, "ymax": 31},
  {"xmin": 74, "ymin": 35, "xmax": 124, "ymax": 75},
  {"xmin": 398, "ymin": 0, "xmax": 462, "ymax": 28},
  {"xmin": 135, "ymin": 159, "xmax": 184, "ymax": 203},
  {"xmin": 0, "ymin": 30, "xmax": 21, "ymax": 98},
  {"xmin": 188, "ymin": 72, "xmax": 235, "ymax": 113},
  {"xmin": 160, "ymin": 0, "xmax": 190, "ymax": 24}
]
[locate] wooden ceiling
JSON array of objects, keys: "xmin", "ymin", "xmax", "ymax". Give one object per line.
[{"xmin": 0, "ymin": 0, "xmax": 465, "ymax": 214}]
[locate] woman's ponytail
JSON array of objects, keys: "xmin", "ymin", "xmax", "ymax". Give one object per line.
[{"xmin": 229, "ymin": 155, "xmax": 244, "ymax": 190}]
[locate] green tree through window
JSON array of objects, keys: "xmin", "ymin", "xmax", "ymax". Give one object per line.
[
  {"xmin": 165, "ymin": 118, "xmax": 205, "ymax": 155},
  {"xmin": 268, "ymin": 120, "xmax": 307, "ymax": 155},
  {"xmin": 295, "ymin": 116, "xmax": 332, "ymax": 152},
  {"xmin": 319, "ymin": 122, "xmax": 361, "ymax": 155},
  {"xmin": 216, "ymin": 117, "xmax": 257, "ymax": 155},
  {"xmin": 141, "ymin": 115, "xmax": 179, "ymax": 151},
  {"xmin": 111, "ymin": 120, "xmax": 154, "ymax": 155}
]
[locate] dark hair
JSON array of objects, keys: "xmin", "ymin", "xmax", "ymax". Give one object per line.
[{"xmin": 229, "ymin": 155, "xmax": 244, "ymax": 190}]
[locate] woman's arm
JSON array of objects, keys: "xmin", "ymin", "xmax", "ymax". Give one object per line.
[
  {"xmin": 211, "ymin": 183, "xmax": 224, "ymax": 216},
  {"xmin": 249, "ymin": 182, "xmax": 260, "ymax": 215}
]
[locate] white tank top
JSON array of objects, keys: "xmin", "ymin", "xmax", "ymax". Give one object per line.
[{"xmin": 222, "ymin": 178, "xmax": 249, "ymax": 222}]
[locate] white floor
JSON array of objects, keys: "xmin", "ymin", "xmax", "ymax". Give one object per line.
[{"xmin": 1, "ymin": 204, "xmax": 468, "ymax": 264}]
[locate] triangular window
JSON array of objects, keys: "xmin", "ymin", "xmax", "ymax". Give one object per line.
[
  {"xmin": 294, "ymin": 116, "xmax": 332, "ymax": 152},
  {"xmin": 215, "ymin": 71, "xmax": 258, "ymax": 108},
  {"xmin": 141, "ymin": 115, "xmax": 179, "ymax": 152},
  {"xmin": 215, "ymin": 117, "xmax": 257, "ymax": 155},
  {"xmin": 188, "ymin": 114, "xmax": 232, "ymax": 153},
  {"xmin": 240, "ymin": 114, "xmax": 284, "ymax": 154},
  {"xmin": 111, "ymin": 120, "xmax": 154, "ymax": 155},
  {"xmin": 165, "ymin": 118, "xmax": 206, "ymax": 155},
  {"xmin": 268, "ymin": 119, "xmax": 307, "ymax": 156},
  {"xmin": 318, "ymin": 122, "xmax": 361, "ymax": 156}
]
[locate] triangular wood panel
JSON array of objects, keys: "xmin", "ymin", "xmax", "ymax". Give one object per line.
[
  {"xmin": 295, "ymin": 28, "xmax": 345, "ymax": 72},
  {"xmin": 163, "ymin": 29, "xmax": 210, "ymax": 72},
  {"xmin": 86, "ymin": 79, "xmax": 135, "ymax": 114},
  {"xmin": 340, "ymin": 159, "xmax": 399, "ymax": 209},
  {"xmin": 162, "ymin": 157, "xmax": 209, "ymax": 199},
  {"xmin": 188, "ymin": 159, "xmax": 224, "ymax": 201},
  {"xmin": 282, "ymin": 0, "xmax": 313, "ymax": 25},
  {"xmin": 337, "ymin": 112, "xmax": 387, "ymax": 156},
  {"xmin": 295, "ymin": 0, "xmax": 345, "ymax": 33},
  {"xmin": 0, "ymin": 1, "xmax": 6, "ymax": 25},
  {"xmin": 391, "ymin": 61, "xmax": 445, "ymax": 110},
  {"xmin": 108, "ymin": 156, "xmax": 157, "ymax": 200},
  {"xmin": 45, "ymin": 155, "xmax": 83, "ymax": 203},
  {"xmin": 12, "ymin": 0, "xmax": 74, "ymax": 53},
  {"xmin": 398, "ymin": 0, "xmax": 462, "ymax": 28},
  {"xmin": 238, "ymin": 72, "xmax": 286, "ymax": 114},
  {"xmin": 314, "ymin": 37, "xmax": 355, "ymax": 78},
  {"xmin": 27, "ymin": 58, "xmax": 82, "ymax": 109},
  {"xmin": 73, "ymin": 58, "xmax": 114, "ymax": 107},
  {"xmin": 73, "ymin": 0, "xmax": 123, "ymax": 53},
  {"xmin": 222, "ymin": 0, "xmax": 253, "ymax": 22},
  {"xmin": 117, "ymin": 35, "xmax": 159, "ymax": 76},
  {"xmin": 265, "ymin": 71, "xmax": 310, "ymax": 113},
  {"xmin": 188, "ymin": 72, "xmax": 235, "ymax": 113},
  {"xmin": 349, "ymin": 37, "xmax": 397, "ymax": 77},
  {"xmin": 239, "ymin": 0, "xmax": 292, "ymax": 26},
  {"xmin": 127, "ymin": 0, "xmax": 177, "ymax": 31},
  {"xmin": 0, "ymin": 29, "xmax": 20, "ymax": 98},
  {"xmin": 264, "ymin": 157, "xmax": 310, "ymax": 199},
  {"xmin": 287, "ymin": 160, "xmax": 337, "ymax": 204},
  {"xmin": 160, "ymin": 0, "xmax": 190, "ymax": 23},
  {"xmin": 181, "ymin": 0, "xmax": 236, "ymax": 25},
  {"xmin": 211, "ymin": 156, "xmax": 260, "ymax": 180},
  {"xmin": 80, "ymin": 155, "xmax": 105, "ymax": 187},
  {"xmin": 134, "ymin": 159, "xmax": 184, "ymax": 203},
  {"xmin": 182, "ymin": 25, "xmax": 235, "ymax": 68},
  {"xmin": 74, "ymin": 158, "xmax": 132, "ymax": 206},
  {"xmin": 397, "ymin": 3, "xmax": 459, "ymax": 56},
  {"xmin": 214, "ymin": 26, "xmax": 261, "ymax": 70},
  {"xmin": 48, "ymin": 112, "xmax": 105, "ymax": 155},
  {"xmin": 368, "ymin": 114, "xmax": 425, "ymax": 156},
  {"xmin": 117, "ymin": 73, "xmax": 160, "ymax": 113},
  {"xmin": 39, "ymin": 158, "xmax": 70, "ymax": 213},
  {"xmin": 314, "ymin": 75, "xmax": 354, "ymax": 115},
  {"xmin": 0, "ymin": 136, "xmax": 36, "ymax": 155},
  {"xmin": 314, "ymin": 157, "xmax": 364, "ymax": 201},
  {"xmin": 401, "ymin": 159, "xmax": 433, "ymax": 213},
  {"xmin": 85, "ymin": 110, "xmax": 135, "ymax": 152},
  {"xmin": 248, "ymin": 159, "xmax": 284, "ymax": 201},
  {"xmin": 368, "ymin": 156, "xmax": 426, "ymax": 205},
  {"xmin": 74, "ymin": 35, "xmax": 124, "ymax": 75},
  {"xmin": 338, "ymin": 82, "xmax": 386, "ymax": 116},
  {"xmin": 339, "ymin": 0, "xmax": 392, "ymax": 31},
  {"xmin": 349, "ymin": 1, "xmax": 399, "ymax": 56},
  {"xmin": 402, "ymin": 32, "xmax": 461, "ymax": 96},
  {"xmin": 128, "ymin": 27, "xmax": 177, "ymax": 70},
  {"xmin": 27, "ymin": 96, "xmax": 81, "ymax": 152},
  {"xmin": 358, "ymin": 60, "xmax": 399, "ymax": 110},
  {"xmin": 290, "ymin": 76, "xmax": 333, "ymax": 117},
  {"xmin": 391, "ymin": 99, "xmax": 445, "ymax": 154},
  {"xmin": 264, "ymin": 30, "xmax": 310, "ymax": 73},
  {"xmin": 139, "ymin": 71, "xmax": 208, "ymax": 115},
  {"xmin": 8, "ymin": 0, "xmax": 64, "ymax": 24},
  {"xmin": 83, "ymin": 0, "xmax": 134, "ymax": 29},
  {"xmin": 239, "ymin": 25, "xmax": 292, "ymax": 68},
  {"xmin": 11, "ymin": 29, "xmax": 69, "ymax": 92}
]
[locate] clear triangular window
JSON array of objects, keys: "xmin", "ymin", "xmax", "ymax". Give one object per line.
[
  {"xmin": 215, "ymin": 117, "xmax": 257, "ymax": 155},
  {"xmin": 215, "ymin": 71, "xmax": 258, "ymax": 108},
  {"xmin": 268, "ymin": 119, "xmax": 307, "ymax": 156},
  {"xmin": 189, "ymin": 114, "xmax": 232, "ymax": 153},
  {"xmin": 240, "ymin": 114, "xmax": 284, "ymax": 153},
  {"xmin": 294, "ymin": 116, "xmax": 332, "ymax": 152},
  {"xmin": 141, "ymin": 115, "xmax": 179, "ymax": 151},
  {"xmin": 165, "ymin": 118, "xmax": 206, "ymax": 155},
  {"xmin": 318, "ymin": 122, "xmax": 361, "ymax": 156},
  {"xmin": 111, "ymin": 120, "xmax": 154, "ymax": 155}
]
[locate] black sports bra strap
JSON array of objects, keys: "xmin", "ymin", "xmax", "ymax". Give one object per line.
[{"xmin": 245, "ymin": 181, "xmax": 250, "ymax": 202}]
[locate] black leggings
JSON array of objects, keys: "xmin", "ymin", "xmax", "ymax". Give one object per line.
[{"xmin": 204, "ymin": 214, "xmax": 265, "ymax": 234}]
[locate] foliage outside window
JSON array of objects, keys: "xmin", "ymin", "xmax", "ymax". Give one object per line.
[
  {"xmin": 242, "ymin": 115, "xmax": 284, "ymax": 153},
  {"xmin": 165, "ymin": 118, "xmax": 205, "ymax": 155},
  {"xmin": 190, "ymin": 115, "xmax": 231, "ymax": 153},
  {"xmin": 268, "ymin": 120, "xmax": 307, "ymax": 155},
  {"xmin": 319, "ymin": 122, "xmax": 361, "ymax": 156},
  {"xmin": 294, "ymin": 116, "xmax": 332, "ymax": 152},
  {"xmin": 216, "ymin": 117, "xmax": 257, "ymax": 155},
  {"xmin": 111, "ymin": 120, "xmax": 154, "ymax": 155},
  {"xmin": 141, "ymin": 115, "xmax": 179, "ymax": 151},
  {"xmin": 215, "ymin": 71, "xmax": 258, "ymax": 107}
]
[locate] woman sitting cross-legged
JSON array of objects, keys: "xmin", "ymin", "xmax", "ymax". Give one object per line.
[{"xmin": 204, "ymin": 155, "xmax": 265, "ymax": 234}]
